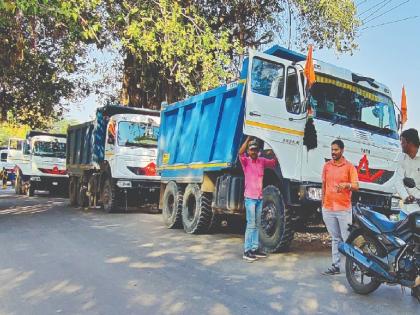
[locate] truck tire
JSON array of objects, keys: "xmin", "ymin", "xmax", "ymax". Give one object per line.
[
  {"xmin": 69, "ymin": 177, "xmax": 78, "ymax": 206},
  {"xmin": 15, "ymin": 173, "xmax": 23, "ymax": 195},
  {"xmin": 181, "ymin": 184, "xmax": 213, "ymax": 234},
  {"xmin": 26, "ymin": 184, "xmax": 35, "ymax": 197},
  {"xmin": 102, "ymin": 178, "xmax": 118, "ymax": 213},
  {"xmin": 259, "ymin": 185, "xmax": 294, "ymax": 253},
  {"xmin": 87, "ymin": 177, "xmax": 97, "ymax": 208},
  {"xmin": 162, "ymin": 181, "xmax": 183, "ymax": 229},
  {"xmin": 77, "ymin": 180, "xmax": 88, "ymax": 208}
]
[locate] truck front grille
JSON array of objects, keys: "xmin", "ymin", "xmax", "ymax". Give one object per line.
[{"xmin": 352, "ymin": 191, "xmax": 391, "ymax": 211}]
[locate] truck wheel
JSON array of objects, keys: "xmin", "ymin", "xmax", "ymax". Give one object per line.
[
  {"xmin": 15, "ymin": 174, "xmax": 23, "ymax": 195},
  {"xmin": 69, "ymin": 177, "xmax": 78, "ymax": 206},
  {"xmin": 102, "ymin": 178, "xmax": 118, "ymax": 213},
  {"xmin": 77, "ymin": 182, "xmax": 88, "ymax": 208},
  {"xmin": 181, "ymin": 184, "xmax": 213, "ymax": 234},
  {"xmin": 259, "ymin": 185, "xmax": 294, "ymax": 253},
  {"xmin": 26, "ymin": 185, "xmax": 35, "ymax": 197},
  {"xmin": 87, "ymin": 177, "xmax": 96, "ymax": 208},
  {"xmin": 162, "ymin": 181, "xmax": 183, "ymax": 229}
]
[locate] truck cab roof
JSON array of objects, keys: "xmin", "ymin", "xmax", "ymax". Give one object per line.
[
  {"xmin": 27, "ymin": 131, "xmax": 67, "ymax": 139},
  {"xmin": 98, "ymin": 105, "xmax": 160, "ymax": 118}
]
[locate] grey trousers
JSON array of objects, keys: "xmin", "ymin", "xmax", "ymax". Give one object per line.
[{"xmin": 322, "ymin": 208, "xmax": 352, "ymax": 268}]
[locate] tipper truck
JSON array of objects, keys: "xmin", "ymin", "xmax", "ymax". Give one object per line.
[
  {"xmin": 157, "ymin": 45, "xmax": 402, "ymax": 253},
  {"xmin": 8, "ymin": 131, "xmax": 68, "ymax": 196},
  {"xmin": 66, "ymin": 105, "xmax": 161, "ymax": 212}
]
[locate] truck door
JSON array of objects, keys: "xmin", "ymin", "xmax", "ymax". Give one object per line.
[{"xmin": 244, "ymin": 49, "xmax": 306, "ymax": 180}]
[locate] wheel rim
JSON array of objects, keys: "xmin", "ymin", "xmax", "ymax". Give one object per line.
[
  {"xmin": 349, "ymin": 236, "xmax": 378, "ymax": 286},
  {"xmin": 186, "ymin": 194, "xmax": 196, "ymax": 221},
  {"xmin": 261, "ymin": 201, "xmax": 278, "ymax": 237}
]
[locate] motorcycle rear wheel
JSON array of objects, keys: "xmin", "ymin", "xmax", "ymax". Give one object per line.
[{"xmin": 345, "ymin": 234, "xmax": 382, "ymax": 295}]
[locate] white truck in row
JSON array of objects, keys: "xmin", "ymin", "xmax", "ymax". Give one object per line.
[
  {"xmin": 66, "ymin": 105, "xmax": 161, "ymax": 212},
  {"xmin": 8, "ymin": 131, "xmax": 68, "ymax": 196}
]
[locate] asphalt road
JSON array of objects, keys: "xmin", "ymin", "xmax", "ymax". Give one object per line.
[{"xmin": 0, "ymin": 188, "xmax": 418, "ymax": 315}]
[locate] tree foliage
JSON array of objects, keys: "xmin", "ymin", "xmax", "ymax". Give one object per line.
[
  {"xmin": 0, "ymin": 0, "xmax": 101, "ymax": 127},
  {"xmin": 0, "ymin": 0, "xmax": 361, "ymax": 125},
  {"xmin": 100, "ymin": 0, "xmax": 360, "ymax": 108},
  {"xmin": 0, "ymin": 121, "xmax": 30, "ymax": 146}
]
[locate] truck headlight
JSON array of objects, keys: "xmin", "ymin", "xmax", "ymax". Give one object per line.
[
  {"xmin": 116, "ymin": 180, "xmax": 132, "ymax": 188},
  {"xmin": 391, "ymin": 196, "xmax": 401, "ymax": 209},
  {"xmin": 30, "ymin": 176, "xmax": 41, "ymax": 182},
  {"xmin": 306, "ymin": 187, "xmax": 322, "ymax": 201}
]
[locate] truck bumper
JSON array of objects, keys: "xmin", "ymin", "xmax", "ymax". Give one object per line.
[
  {"xmin": 296, "ymin": 182, "xmax": 392, "ymax": 213},
  {"xmin": 29, "ymin": 176, "xmax": 69, "ymax": 191},
  {"xmin": 113, "ymin": 178, "xmax": 160, "ymax": 192}
]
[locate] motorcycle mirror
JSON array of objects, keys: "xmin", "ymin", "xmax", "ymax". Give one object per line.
[{"xmin": 403, "ymin": 177, "xmax": 416, "ymax": 188}]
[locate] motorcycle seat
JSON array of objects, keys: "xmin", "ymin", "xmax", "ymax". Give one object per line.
[{"xmin": 361, "ymin": 209, "xmax": 401, "ymax": 233}]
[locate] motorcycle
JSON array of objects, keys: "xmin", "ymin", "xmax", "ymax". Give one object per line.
[{"xmin": 339, "ymin": 177, "xmax": 420, "ymax": 300}]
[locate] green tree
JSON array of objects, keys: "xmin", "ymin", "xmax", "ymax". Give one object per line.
[
  {"xmin": 100, "ymin": 0, "xmax": 360, "ymax": 108},
  {"xmin": 48, "ymin": 118, "xmax": 79, "ymax": 134},
  {"xmin": 0, "ymin": 122, "xmax": 30, "ymax": 146},
  {"xmin": 0, "ymin": 0, "xmax": 102, "ymax": 127}
]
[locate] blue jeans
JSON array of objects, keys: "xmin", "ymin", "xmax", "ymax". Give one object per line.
[{"xmin": 244, "ymin": 198, "xmax": 262, "ymax": 252}]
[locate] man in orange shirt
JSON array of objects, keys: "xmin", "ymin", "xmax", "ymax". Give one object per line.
[{"xmin": 322, "ymin": 139, "xmax": 359, "ymax": 275}]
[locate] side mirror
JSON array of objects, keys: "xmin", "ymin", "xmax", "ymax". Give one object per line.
[
  {"xmin": 397, "ymin": 113, "xmax": 402, "ymax": 131},
  {"xmin": 403, "ymin": 177, "xmax": 416, "ymax": 188}
]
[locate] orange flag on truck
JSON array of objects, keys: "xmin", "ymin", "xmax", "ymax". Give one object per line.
[
  {"xmin": 304, "ymin": 45, "xmax": 316, "ymax": 88},
  {"xmin": 401, "ymin": 85, "xmax": 407, "ymax": 125}
]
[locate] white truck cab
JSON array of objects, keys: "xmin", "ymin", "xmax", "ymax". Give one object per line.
[
  {"xmin": 244, "ymin": 47, "xmax": 401, "ymax": 217},
  {"xmin": 105, "ymin": 113, "xmax": 160, "ymax": 185},
  {"xmin": 9, "ymin": 132, "xmax": 68, "ymax": 196}
]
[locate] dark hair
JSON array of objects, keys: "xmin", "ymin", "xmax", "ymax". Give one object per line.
[
  {"xmin": 331, "ymin": 139, "xmax": 344, "ymax": 149},
  {"xmin": 401, "ymin": 128, "xmax": 420, "ymax": 147}
]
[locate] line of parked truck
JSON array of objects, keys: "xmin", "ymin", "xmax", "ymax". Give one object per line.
[{"xmin": 4, "ymin": 45, "xmax": 404, "ymax": 253}]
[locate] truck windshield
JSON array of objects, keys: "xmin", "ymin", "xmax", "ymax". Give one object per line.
[
  {"xmin": 118, "ymin": 121, "xmax": 159, "ymax": 148},
  {"xmin": 309, "ymin": 76, "xmax": 398, "ymax": 139},
  {"xmin": 33, "ymin": 141, "xmax": 66, "ymax": 158}
]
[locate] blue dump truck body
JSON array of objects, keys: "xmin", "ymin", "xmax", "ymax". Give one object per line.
[
  {"xmin": 157, "ymin": 81, "xmax": 246, "ymax": 181},
  {"xmin": 157, "ymin": 46, "xmax": 309, "ymax": 249},
  {"xmin": 157, "ymin": 45, "xmax": 305, "ymax": 181}
]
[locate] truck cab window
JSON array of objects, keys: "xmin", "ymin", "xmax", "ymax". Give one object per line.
[
  {"xmin": 285, "ymin": 67, "xmax": 301, "ymax": 114},
  {"xmin": 33, "ymin": 141, "xmax": 66, "ymax": 158},
  {"xmin": 118, "ymin": 121, "xmax": 159, "ymax": 148},
  {"xmin": 251, "ymin": 57, "xmax": 285, "ymax": 99}
]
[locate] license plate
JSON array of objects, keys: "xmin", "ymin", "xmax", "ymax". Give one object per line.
[{"xmin": 52, "ymin": 182, "xmax": 58, "ymax": 186}]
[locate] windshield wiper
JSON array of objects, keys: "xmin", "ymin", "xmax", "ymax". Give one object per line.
[
  {"xmin": 331, "ymin": 116, "xmax": 352, "ymax": 126},
  {"xmin": 339, "ymin": 119, "xmax": 395, "ymax": 136}
]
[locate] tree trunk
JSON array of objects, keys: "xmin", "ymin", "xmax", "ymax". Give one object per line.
[{"xmin": 120, "ymin": 50, "xmax": 186, "ymax": 110}]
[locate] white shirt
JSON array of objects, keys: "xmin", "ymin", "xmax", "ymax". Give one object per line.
[{"xmin": 394, "ymin": 150, "xmax": 420, "ymax": 200}]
